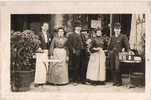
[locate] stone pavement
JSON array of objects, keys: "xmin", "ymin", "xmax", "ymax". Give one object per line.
[
  {"xmin": 28, "ymin": 82, "xmax": 144, "ymax": 93},
  {"xmin": 27, "ymin": 74, "xmax": 145, "ymax": 93}
]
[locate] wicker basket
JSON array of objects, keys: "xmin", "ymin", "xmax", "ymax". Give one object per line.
[{"xmin": 130, "ymin": 72, "xmax": 145, "ymax": 87}]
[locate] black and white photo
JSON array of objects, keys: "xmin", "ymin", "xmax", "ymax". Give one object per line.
[{"xmin": 10, "ymin": 14, "xmax": 145, "ymax": 92}]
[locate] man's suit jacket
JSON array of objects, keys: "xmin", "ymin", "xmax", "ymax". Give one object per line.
[
  {"xmin": 108, "ymin": 34, "xmax": 130, "ymax": 53},
  {"xmin": 38, "ymin": 32, "xmax": 52, "ymax": 50},
  {"xmin": 67, "ymin": 32, "xmax": 83, "ymax": 54}
]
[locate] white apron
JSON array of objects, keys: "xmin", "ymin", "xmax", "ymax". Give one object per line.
[
  {"xmin": 86, "ymin": 48, "xmax": 106, "ymax": 81},
  {"xmin": 34, "ymin": 50, "xmax": 48, "ymax": 84}
]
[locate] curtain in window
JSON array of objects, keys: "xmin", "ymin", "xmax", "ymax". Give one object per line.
[{"xmin": 129, "ymin": 14, "xmax": 145, "ymax": 57}]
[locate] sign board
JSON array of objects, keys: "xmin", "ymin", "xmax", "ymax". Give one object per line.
[{"xmin": 91, "ymin": 20, "xmax": 101, "ymax": 29}]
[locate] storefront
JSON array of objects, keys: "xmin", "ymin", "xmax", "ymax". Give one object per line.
[
  {"xmin": 11, "ymin": 14, "xmax": 145, "ymax": 82},
  {"xmin": 11, "ymin": 14, "xmax": 131, "ymax": 37}
]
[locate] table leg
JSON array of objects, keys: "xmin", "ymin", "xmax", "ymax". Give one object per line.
[{"xmin": 128, "ymin": 64, "xmax": 135, "ymax": 88}]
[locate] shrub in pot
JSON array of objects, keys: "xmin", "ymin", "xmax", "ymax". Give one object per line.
[{"xmin": 11, "ymin": 30, "xmax": 40, "ymax": 91}]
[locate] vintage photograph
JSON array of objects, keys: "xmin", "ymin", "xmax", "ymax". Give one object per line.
[{"xmin": 10, "ymin": 14, "xmax": 145, "ymax": 93}]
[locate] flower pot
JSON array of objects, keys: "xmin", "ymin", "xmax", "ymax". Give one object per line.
[{"xmin": 12, "ymin": 69, "xmax": 35, "ymax": 92}]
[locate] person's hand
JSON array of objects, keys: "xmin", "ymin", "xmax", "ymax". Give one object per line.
[
  {"xmin": 36, "ymin": 48, "xmax": 43, "ymax": 53},
  {"xmin": 48, "ymin": 55, "xmax": 52, "ymax": 59},
  {"xmin": 50, "ymin": 56, "xmax": 54, "ymax": 59},
  {"xmin": 93, "ymin": 47, "xmax": 100, "ymax": 51},
  {"xmin": 66, "ymin": 56, "xmax": 69, "ymax": 62},
  {"xmin": 86, "ymin": 39, "xmax": 92, "ymax": 45},
  {"xmin": 104, "ymin": 50, "xmax": 108, "ymax": 52},
  {"xmin": 72, "ymin": 49, "xmax": 76, "ymax": 54}
]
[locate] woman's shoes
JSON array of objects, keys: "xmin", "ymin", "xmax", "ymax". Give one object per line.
[
  {"xmin": 85, "ymin": 80, "xmax": 106, "ymax": 86},
  {"xmin": 46, "ymin": 82, "xmax": 69, "ymax": 86},
  {"xmin": 34, "ymin": 84, "xmax": 44, "ymax": 87},
  {"xmin": 34, "ymin": 81, "xmax": 107, "ymax": 87},
  {"xmin": 72, "ymin": 83, "xmax": 78, "ymax": 86},
  {"xmin": 116, "ymin": 83, "xmax": 122, "ymax": 86}
]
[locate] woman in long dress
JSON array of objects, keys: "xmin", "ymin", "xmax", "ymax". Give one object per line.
[
  {"xmin": 47, "ymin": 27, "xmax": 69, "ymax": 85},
  {"xmin": 86, "ymin": 29, "xmax": 106, "ymax": 85}
]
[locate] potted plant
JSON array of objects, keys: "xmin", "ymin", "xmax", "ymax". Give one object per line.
[{"xmin": 11, "ymin": 30, "xmax": 40, "ymax": 91}]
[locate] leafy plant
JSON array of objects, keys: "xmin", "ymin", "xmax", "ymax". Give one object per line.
[{"xmin": 11, "ymin": 30, "xmax": 40, "ymax": 71}]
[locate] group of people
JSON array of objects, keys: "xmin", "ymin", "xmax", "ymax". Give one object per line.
[{"xmin": 34, "ymin": 22, "xmax": 131, "ymax": 87}]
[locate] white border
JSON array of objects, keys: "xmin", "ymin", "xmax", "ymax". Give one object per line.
[{"xmin": 1, "ymin": 1, "xmax": 151, "ymax": 100}]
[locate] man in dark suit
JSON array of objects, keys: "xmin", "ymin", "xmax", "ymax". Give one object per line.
[
  {"xmin": 38, "ymin": 22, "xmax": 52, "ymax": 50},
  {"xmin": 80, "ymin": 28, "xmax": 90, "ymax": 84},
  {"xmin": 67, "ymin": 24, "xmax": 83, "ymax": 85},
  {"xmin": 108, "ymin": 23, "xmax": 130, "ymax": 86}
]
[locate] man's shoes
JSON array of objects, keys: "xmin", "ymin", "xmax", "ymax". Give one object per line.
[
  {"xmin": 116, "ymin": 83, "xmax": 122, "ymax": 86},
  {"xmin": 113, "ymin": 82, "xmax": 122, "ymax": 86},
  {"xmin": 85, "ymin": 82, "xmax": 91, "ymax": 85},
  {"xmin": 113, "ymin": 83, "xmax": 117, "ymax": 86},
  {"xmin": 80, "ymin": 80, "xmax": 87, "ymax": 84}
]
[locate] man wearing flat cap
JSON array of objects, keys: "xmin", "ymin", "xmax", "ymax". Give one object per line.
[
  {"xmin": 80, "ymin": 27, "xmax": 90, "ymax": 83},
  {"xmin": 108, "ymin": 22, "xmax": 130, "ymax": 86}
]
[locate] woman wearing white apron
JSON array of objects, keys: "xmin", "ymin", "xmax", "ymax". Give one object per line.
[
  {"xmin": 47, "ymin": 27, "xmax": 69, "ymax": 85},
  {"xmin": 86, "ymin": 29, "xmax": 106, "ymax": 85},
  {"xmin": 34, "ymin": 22, "xmax": 52, "ymax": 87}
]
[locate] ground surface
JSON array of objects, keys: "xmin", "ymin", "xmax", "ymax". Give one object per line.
[{"xmin": 29, "ymin": 79, "xmax": 145, "ymax": 93}]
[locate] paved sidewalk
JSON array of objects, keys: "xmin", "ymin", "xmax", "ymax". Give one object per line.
[{"xmin": 29, "ymin": 82, "xmax": 144, "ymax": 93}]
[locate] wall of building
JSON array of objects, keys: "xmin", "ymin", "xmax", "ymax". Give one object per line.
[{"xmin": 11, "ymin": 14, "xmax": 131, "ymax": 37}]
